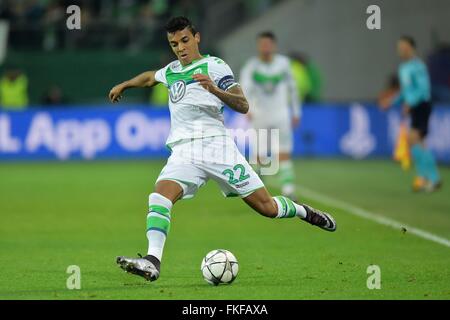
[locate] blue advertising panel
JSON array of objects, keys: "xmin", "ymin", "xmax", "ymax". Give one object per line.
[{"xmin": 1, "ymin": 104, "xmax": 449, "ymax": 162}]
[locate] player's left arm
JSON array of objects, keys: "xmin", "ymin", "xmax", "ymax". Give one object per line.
[{"xmin": 193, "ymin": 73, "xmax": 249, "ymax": 114}]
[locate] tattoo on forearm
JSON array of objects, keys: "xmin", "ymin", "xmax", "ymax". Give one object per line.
[{"xmin": 213, "ymin": 86, "xmax": 249, "ymax": 114}]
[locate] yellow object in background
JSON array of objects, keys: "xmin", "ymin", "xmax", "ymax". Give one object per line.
[
  {"xmin": 393, "ymin": 122, "xmax": 411, "ymax": 170},
  {"xmin": 291, "ymin": 60, "xmax": 312, "ymax": 102},
  {"xmin": 150, "ymin": 83, "xmax": 169, "ymax": 107},
  {"xmin": 0, "ymin": 74, "xmax": 28, "ymax": 109}
]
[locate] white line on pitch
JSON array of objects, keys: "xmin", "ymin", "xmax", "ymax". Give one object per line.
[
  {"xmin": 297, "ymin": 185, "xmax": 450, "ymax": 248},
  {"xmin": 270, "ymin": 182, "xmax": 450, "ymax": 248}
]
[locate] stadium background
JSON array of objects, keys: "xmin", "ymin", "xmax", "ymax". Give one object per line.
[
  {"xmin": 1, "ymin": 0, "xmax": 449, "ymax": 162},
  {"xmin": 1, "ymin": 0, "xmax": 450, "ymax": 300}
]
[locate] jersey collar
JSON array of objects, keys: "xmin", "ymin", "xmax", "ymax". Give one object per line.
[{"xmin": 180, "ymin": 54, "xmax": 210, "ymax": 69}]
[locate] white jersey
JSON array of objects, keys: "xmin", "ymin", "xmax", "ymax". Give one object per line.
[
  {"xmin": 239, "ymin": 54, "xmax": 300, "ymax": 124},
  {"xmin": 155, "ymin": 55, "xmax": 239, "ymax": 149}
]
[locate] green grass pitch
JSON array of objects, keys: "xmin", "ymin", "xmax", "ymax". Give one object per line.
[{"xmin": 0, "ymin": 159, "xmax": 449, "ymax": 299}]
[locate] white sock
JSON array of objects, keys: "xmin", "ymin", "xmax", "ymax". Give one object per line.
[
  {"xmin": 294, "ymin": 202, "xmax": 307, "ymax": 219},
  {"xmin": 146, "ymin": 193, "xmax": 173, "ymax": 261},
  {"xmin": 273, "ymin": 196, "xmax": 307, "ymax": 219}
]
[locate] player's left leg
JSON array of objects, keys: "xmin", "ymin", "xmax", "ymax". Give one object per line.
[
  {"xmin": 242, "ymin": 187, "xmax": 336, "ymax": 232},
  {"xmin": 211, "ymin": 135, "xmax": 335, "ymax": 231}
]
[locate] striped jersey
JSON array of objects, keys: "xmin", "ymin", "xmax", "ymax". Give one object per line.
[{"xmin": 155, "ymin": 55, "xmax": 239, "ymax": 148}]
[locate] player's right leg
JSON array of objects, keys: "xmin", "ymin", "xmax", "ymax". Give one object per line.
[
  {"xmin": 410, "ymin": 103, "xmax": 441, "ymax": 192},
  {"xmin": 116, "ymin": 180, "xmax": 183, "ymax": 281},
  {"xmin": 243, "ymin": 187, "xmax": 336, "ymax": 232},
  {"xmin": 117, "ymin": 140, "xmax": 208, "ymax": 282},
  {"xmin": 410, "ymin": 134, "xmax": 441, "ymax": 193}
]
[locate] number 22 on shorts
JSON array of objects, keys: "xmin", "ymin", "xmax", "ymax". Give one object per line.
[{"xmin": 222, "ymin": 164, "xmax": 250, "ymax": 185}]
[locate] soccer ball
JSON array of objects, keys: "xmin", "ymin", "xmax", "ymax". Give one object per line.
[{"xmin": 200, "ymin": 249, "xmax": 239, "ymax": 286}]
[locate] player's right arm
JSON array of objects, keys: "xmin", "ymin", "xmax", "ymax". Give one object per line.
[{"xmin": 109, "ymin": 71, "xmax": 158, "ymax": 103}]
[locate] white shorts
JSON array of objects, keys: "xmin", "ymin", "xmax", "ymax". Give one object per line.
[
  {"xmin": 251, "ymin": 117, "xmax": 293, "ymax": 154},
  {"xmin": 156, "ymin": 135, "xmax": 265, "ymax": 199}
]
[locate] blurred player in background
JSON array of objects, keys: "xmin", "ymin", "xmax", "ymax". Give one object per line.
[
  {"xmin": 108, "ymin": 17, "xmax": 336, "ymax": 282},
  {"xmin": 381, "ymin": 36, "xmax": 442, "ymax": 192},
  {"xmin": 240, "ymin": 32, "xmax": 300, "ymax": 201}
]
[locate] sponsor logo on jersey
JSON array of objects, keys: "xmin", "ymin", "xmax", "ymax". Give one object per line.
[{"xmin": 169, "ymin": 80, "xmax": 186, "ymax": 103}]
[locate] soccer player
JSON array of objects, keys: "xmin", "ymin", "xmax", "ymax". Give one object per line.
[
  {"xmin": 381, "ymin": 36, "xmax": 442, "ymax": 192},
  {"xmin": 108, "ymin": 17, "xmax": 336, "ymax": 282},
  {"xmin": 239, "ymin": 32, "xmax": 300, "ymax": 201}
]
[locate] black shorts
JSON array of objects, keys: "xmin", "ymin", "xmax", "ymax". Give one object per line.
[{"xmin": 410, "ymin": 101, "xmax": 432, "ymax": 138}]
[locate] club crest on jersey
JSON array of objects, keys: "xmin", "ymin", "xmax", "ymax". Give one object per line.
[{"xmin": 169, "ymin": 80, "xmax": 186, "ymax": 103}]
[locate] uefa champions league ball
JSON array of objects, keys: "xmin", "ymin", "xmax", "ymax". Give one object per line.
[{"xmin": 201, "ymin": 249, "xmax": 239, "ymax": 286}]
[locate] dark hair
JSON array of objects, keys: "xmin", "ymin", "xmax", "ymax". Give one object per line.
[
  {"xmin": 400, "ymin": 35, "xmax": 416, "ymax": 49},
  {"xmin": 165, "ymin": 16, "xmax": 197, "ymax": 35},
  {"xmin": 258, "ymin": 31, "xmax": 276, "ymax": 42}
]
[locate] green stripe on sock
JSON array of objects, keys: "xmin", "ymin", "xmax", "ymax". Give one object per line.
[
  {"xmin": 149, "ymin": 205, "xmax": 171, "ymax": 218},
  {"xmin": 277, "ymin": 196, "xmax": 288, "ymax": 216},
  {"xmin": 146, "ymin": 216, "xmax": 170, "ymax": 234},
  {"xmin": 284, "ymin": 197, "xmax": 297, "ymax": 218}
]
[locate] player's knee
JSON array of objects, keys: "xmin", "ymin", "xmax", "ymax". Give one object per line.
[
  {"xmin": 149, "ymin": 192, "xmax": 173, "ymax": 208},
  {"xmin": 153, "ymin": 180, "xmax": 184, "ymax": 203}
]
